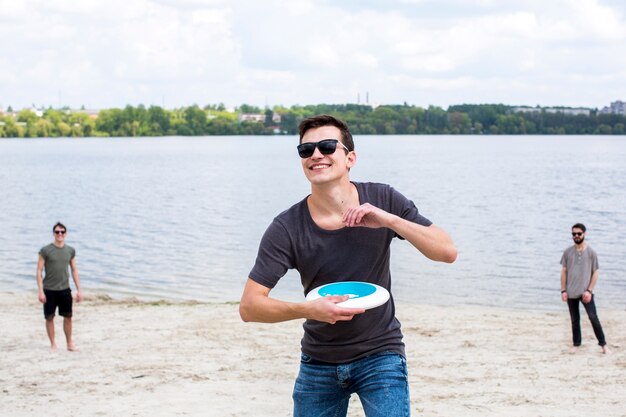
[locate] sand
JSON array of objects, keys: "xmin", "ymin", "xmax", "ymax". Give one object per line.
[{"xmin": 1, "ymin": 291, "xmax": 625, "ymax": 417}]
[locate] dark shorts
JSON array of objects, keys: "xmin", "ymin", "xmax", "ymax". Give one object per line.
[{"xmin": 43, "ymin": 289, "xmax": 73, "ymax": 319}]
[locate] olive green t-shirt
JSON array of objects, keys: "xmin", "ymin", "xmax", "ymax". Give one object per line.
[{"xmin": 39, "ymin": 243, "xmax": 76, "ymax": 291}]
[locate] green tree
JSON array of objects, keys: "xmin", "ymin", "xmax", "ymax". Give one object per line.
[
  {"xmin": 57, "ymin": 122, "xmax": 71, "ymax": 137},
  {"xmin": 424, "ymin": 106, "xmax": 448, "ymax": 132},
  {"xmin": 207, "ymin": 116, "xmax": 237, "ymax": 135},
  {"xmin": 2, "ymin": 119, "xmax": 24, "ymax": 137},
  {"xmin": 17, "ymin": 110, "xmax": 38, "ymax": 125},
  {"xmin": 238, "ymin": 104, "xmax": 262, "ymax": 114},
  {"xmin": 145, "ymin": 106, "xmax": 170, "ymax": 136},
  {"xmin": 96, "ymin": 109, "xmax": 124, "ymax": 136},
  {"xmin": 448, "ymin": 112, "xmax": 471, "ymax": 134},
  {"xmin": 36, "ymin": 118, "xmax": 54, "ymax": 137},
  {"xmin": 277, "ymin": 111, "xmax": 298, "ymax": 134},
  {"xmin": 184, "ymin": 105, "xmax": 208, "ymax": 135},
  {"xmin": 595, "ymin": 124, "xmax": 612, "ymax": 135},
  {"xmin": 264, "ymin": 109, "xmax": 274, "ymax": 127}
]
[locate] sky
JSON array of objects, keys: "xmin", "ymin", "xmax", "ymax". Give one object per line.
[{"xmin": 1, "ymin": 0, "xmax": 625, "ymax": 110}]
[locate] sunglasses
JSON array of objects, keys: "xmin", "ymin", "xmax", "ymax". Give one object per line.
[
  {"xmin": 297, "ymin": 139, "xmax": 350, "ymax": 159},
  {"xmin": 572, "ymin": 232, "xmax": 583, "ymax": 237},
  {"xmin": 54, "ymin": 230, "xmax": 66, "ymax": 235}
]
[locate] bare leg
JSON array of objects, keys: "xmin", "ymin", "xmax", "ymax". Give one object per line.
[
  {"xmin": 63, "ymin": 316, "xmax": 77, "ymax": 351},
  {"xmin": 46, "ymin": 318, "xmax": 57, "ymax": 352}
]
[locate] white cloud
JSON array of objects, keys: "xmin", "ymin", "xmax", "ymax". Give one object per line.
[
  {"xmin": 570, "ymin": 0, "xmax": 625, "ymax": 40},
  {"xmin": 1, "ymin": 0, "xmax": 626, "ymax": 109}
]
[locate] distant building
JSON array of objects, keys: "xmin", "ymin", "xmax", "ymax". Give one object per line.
[
  {"xmin": 237, "ymin": 113, "xmax": 281, "ymax": 123},
  {"xmin": 237, "ymin": 113, "xmax": 265, "ymax": 123},
  {"xmin": 599, "ymin": 100, "xmax": 626, "ymax": 115},
  {"xmin": 513, "ymin": 106, "xmax": 591, "ymax": 116},
  {"xmin": 30, "ymin": 106, "xmax": 44, "ymax": 117},
  {"xmin": 513, "ymin": 106, "xmax": 542, "ymax": 114},
  {"xmin": 545, "ymin": 107, "xmax": 591, "ymax": 116}
]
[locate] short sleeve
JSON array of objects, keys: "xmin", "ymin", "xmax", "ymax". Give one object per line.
[
  {"xmin": 389, "ymin": 186, "xmax": 432, "ymax": 236},
  {"xmin": 591, "ymin": 250, "xmax": 599, "ymax": 273},
  {"xmin": 248, "ymin": 219, "xmax": 295, "ymax": 289},
  {"xmin": 39, "ymin": 246, "xmax": 47, "ymax": 259},
  {"xmin": 70, "ymin": 247, "xmax": 76, "ymax": 260}
]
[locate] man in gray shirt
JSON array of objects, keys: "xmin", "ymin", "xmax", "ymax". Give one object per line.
[
  {"xmin": 37, "ymin": 222, "xmax": 81, "ymax": 352},
  {"xmin": 240, "ymin": 115, "xmax": 457, "ymax": 416},
  {"xmin": 560, "ymin": 223, "xmax": 608, "ymax": 354}
]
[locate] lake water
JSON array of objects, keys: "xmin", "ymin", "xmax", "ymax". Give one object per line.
[{"xmin": 1, "ymin": 135, "xmax": 625, "ymax": 311}]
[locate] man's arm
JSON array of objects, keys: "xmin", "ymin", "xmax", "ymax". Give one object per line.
[
  {"xmin": 560, "ymin": 266, "xmax": 568, "ymax": 302},
  {"xmin": 239, "ymin": 278, "xmax": 364, "ymax": 324},
  {"xmin": 587, "ymin": 269, "xmax": 599, "ymax": 292},
  {"xmin": 342, "ymin": 203, "xmax": 457, "ymax": 263},
  {"xmin": 70, "ymin": 257, "xmax": 81, "ymax": 302},
  {"xmin": 36, "ymin": 255, "xmax": 46, "ymax": 304}
]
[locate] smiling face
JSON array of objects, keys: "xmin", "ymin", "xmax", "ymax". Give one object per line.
[
  {"xmin": 299, "ymin": 125, "xmax": 356, "ymax": 186},
  {"xmin": 53, "ymin": 226, "xmax": 67, "ymax": 245}
]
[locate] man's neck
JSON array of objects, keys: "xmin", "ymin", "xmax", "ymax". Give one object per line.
[
  {"xmin": 575, "ymin": 242, "xmax": 586, "ymax": 251},
  {"xmin": 53, "ymin": 241, "xmax": 65, "ymax": 248},
  {"xmin": 309, "ymin": 179, "xmax": 357, "ymax": 217}
]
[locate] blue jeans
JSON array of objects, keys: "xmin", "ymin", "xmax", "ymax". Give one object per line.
[{"xmin": 293, "ymin": 351, "xmax": 410, "ymax": 417}]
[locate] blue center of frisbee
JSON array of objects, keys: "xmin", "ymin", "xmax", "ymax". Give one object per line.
[{"xmin": 319, "ymin": 282, "xmax": 376, "ymax": 299}]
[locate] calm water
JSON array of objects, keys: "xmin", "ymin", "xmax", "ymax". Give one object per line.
[{"xmin": 1, "ymin": 135, "xmax": 624, "ymax": 311}]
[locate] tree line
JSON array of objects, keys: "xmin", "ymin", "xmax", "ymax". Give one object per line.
[{"xmin": 1, "ymin": 103, "xmax": 625, "ymax": 138}]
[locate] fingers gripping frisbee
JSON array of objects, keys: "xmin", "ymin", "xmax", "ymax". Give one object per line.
[{"xmin": 306, "ymin": 281, "xmax": 390, "ymax": 310}]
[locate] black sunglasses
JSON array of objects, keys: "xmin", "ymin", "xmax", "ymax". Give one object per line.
[
  {"xmin": 572, "ymin": 232, "xmax": 583, "ymax": 237},
  {"xmin": 297, "ymin": 139, "xmax": 350, "ymax": 159},
  {"xmin": 54, "ymin": 230, "xmax": 66, "ymax": 235}
]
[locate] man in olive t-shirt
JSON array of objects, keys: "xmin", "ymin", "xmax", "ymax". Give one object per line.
[{"xmin": 36, "ymin": 222, "xmax": 81, "ymax": 352}]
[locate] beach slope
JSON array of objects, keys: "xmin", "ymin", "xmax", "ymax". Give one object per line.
[{"xmin": 1, "ymin": 292, "xmax": 625, "ymax": 417}]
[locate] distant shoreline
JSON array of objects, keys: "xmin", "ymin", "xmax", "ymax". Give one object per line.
[{"xmin": 2, "ymin": 103, "xmax": 625, "ymax": 138}]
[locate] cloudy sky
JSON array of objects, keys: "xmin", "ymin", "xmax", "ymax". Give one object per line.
[{"xmin": 1, "ymin": 0, "xmax": 625, "ymax": 110}]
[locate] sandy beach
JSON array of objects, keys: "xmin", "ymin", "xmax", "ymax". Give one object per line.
[{"xmin": 1, "ymin": 291, "xmax": 625, "ymax": 417}]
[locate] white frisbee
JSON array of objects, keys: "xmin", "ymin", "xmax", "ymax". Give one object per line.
[{"xmin": 306, "ymin": 281, "xmax": 390, "ymax": 310}]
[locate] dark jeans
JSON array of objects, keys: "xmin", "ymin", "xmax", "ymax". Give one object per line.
[{"xmin": 567, "ymin": 295, "xmax": 606, "ymax": 347}]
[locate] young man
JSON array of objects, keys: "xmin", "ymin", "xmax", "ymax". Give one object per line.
[
  {"xmin": 240, "ymin": 115, "xmax": 457, "ymax": 416},
  {"xmin": 560, "ymin": 223, "xmax": 609, "ymax": 354},
  {"xmin": 37, "ymin": 222, "xmax": 81, "ymax": 352}
]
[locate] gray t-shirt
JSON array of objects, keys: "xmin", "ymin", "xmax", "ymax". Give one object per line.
[
  {"xmin": 560, "ymin": 245, "xmax": 599, "ymax": 298},
  {"xmin": 39, "ymin": 243, "xmax": 75, "ymax": 291},
  {"xmin": 249, "ymin": 182, "xmax": 432, "ymax": 363}
]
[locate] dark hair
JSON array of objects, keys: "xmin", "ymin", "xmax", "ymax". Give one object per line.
[
  {"xmin": 572, "ymin": 223, "xmax": 586, "ymax": 233},
  {"xmin": 53, "ymin": 222, "xmax": 67, "ymax": 233},
  {"xmin": 298, "ymin": 114, "xmax": 354, "ymax": 151}
]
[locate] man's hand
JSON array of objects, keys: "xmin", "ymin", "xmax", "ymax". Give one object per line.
[
  {"xmin": 582, "ymin": 291, "xmax": 592, "ymax": 304},
  {"xmin": 307, "ymin": 296, "xmax": 365, "ymax": 324},
  {"xmin": 342, "ymin": 203, "xmax": 391, "ymax": 229},
  {"xmin": 75, "ymin": 290, "xmax": 82, "ymax": 303},
  {"xmin": 561, "ymin": 291, "xmax": 568, "ymax": 302},
  {"xmin": 38, "ymin": 291, "xmax": 46, "ymax": 304}
]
